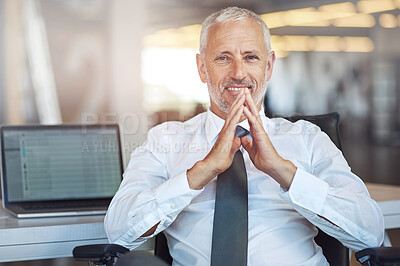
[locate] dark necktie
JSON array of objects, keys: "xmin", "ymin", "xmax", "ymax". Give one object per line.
[{"xmin": 211, "ymin": 126, "xmax": 249, "ymax": 266}]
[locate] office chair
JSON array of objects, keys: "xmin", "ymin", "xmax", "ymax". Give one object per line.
[{"xmin": 73, "ymin": 112, "xmax": 400, "ymax": 266}]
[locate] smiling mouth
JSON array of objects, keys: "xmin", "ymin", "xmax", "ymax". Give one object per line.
[
  {"xmin": 226, "ymin": 87, "xmax": 246, "ymax": 91},
  {"xmin": 226, "ymin": 86, "xmax": 252, "ymax": 93}
]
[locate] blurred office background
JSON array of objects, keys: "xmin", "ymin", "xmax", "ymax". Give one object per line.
[
  {"xmin": 1, "ymin": 0, "xmax": 400, "ymax": 265},
  {"xmin": 2, "ymin": 0, "xmax": 399, "ymax": 185}
]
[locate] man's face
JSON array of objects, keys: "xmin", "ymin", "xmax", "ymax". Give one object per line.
[{"xmin": 196, "ymin": 19, "xmax": 275, "ymax": 118}]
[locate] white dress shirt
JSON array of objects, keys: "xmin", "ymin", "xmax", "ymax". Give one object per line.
[{"xmin": 104, "ymin": 109, "xmax": 384, "ymax": 266}]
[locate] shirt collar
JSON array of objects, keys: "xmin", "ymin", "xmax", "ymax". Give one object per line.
[{"xmin": 205, "ymin": 107, "xmax": 266, "ymax": 144}]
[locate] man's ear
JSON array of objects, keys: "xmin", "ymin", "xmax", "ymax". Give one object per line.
[
  {"xmin": 265, "ymin": 51, "xmax": 276, "ymax": 82},
  {"xmin": 196, "ymin": 54, "xmax": 207, "ymax": 83}
]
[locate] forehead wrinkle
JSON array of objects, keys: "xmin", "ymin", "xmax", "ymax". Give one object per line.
[
  {"xmin": 219, "ymin": 49, "xmax": 259, "ymax": 54},
  {"xmin": 209, "ymin": 34, "xmax": 264, "ymax": 56}
]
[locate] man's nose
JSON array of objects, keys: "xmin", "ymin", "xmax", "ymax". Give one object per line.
[{"xmin": 229, "ymin": 60, "xmax": 247, "ymax": 80}]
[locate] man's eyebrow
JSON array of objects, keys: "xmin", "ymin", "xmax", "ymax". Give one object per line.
[
  {"xmin": 243, "ymin": 50, "xmax": 259, "ymax": 54},
  {"xmin": 218, "ymin": 50, "xmax": 259, "ymax": 55}
]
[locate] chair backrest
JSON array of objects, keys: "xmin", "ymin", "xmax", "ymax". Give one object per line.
[
  {"xmin": 284, "ymin": 112, "xmax": 342, "ymax": 150},
  {"xmin": 154, "ymin": 112, "xmax": 349, "ymax": 266}
]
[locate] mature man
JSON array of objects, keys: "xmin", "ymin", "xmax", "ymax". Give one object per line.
[{"xmin": 105, "ymin": 7, "xmax": 384, "ymax": 265}]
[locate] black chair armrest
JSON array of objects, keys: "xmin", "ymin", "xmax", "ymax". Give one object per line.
[
  {"xmin": 73, "ymin": 244, "xmax": 129, "ymax": 264},
  {"xmin": 355, "ymin": 247, "xmax": 400, "ymax": 265}
]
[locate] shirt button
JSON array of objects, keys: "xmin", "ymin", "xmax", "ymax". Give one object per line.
[
  {"xmin": 170, "ymin": 203, "xmax": 176, "ymax": 209},
  {"xmin": 295, "ymin": 196, "xmax": 301, "ymax": 203}
]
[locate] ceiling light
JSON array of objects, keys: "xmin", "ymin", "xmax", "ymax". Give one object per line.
[
  {"xmin": 283, "ymin": 7, "xmax": 322, "ymax": 26},
  {"xmin": 318, "ymin": 2, "xmax": 357, "ymax": 20},
  {"xmin": 271, "ymin": 35, "xmax": 374, "ymax": 53},
  {"xmin": 312, "ymin": 36, "xmax": 342, "ymax": 52},
  {"xmin": 282, "ymin": 35, "xmax": 312, "ymax": 51},
  {"xmin": 342, "ymin": 37, "xmax": 374, "ymax": 52},
  {"xmin": 260, "ymin": 12, "xmax": 286, "ymax": 29},
  {"xmin": 262, "ymin": 8, "xmax": 330, "ymax": 28},
  {"xmin": 319, "ymin": 2, "xmax": 356, "ymax": 13},
  {"xmin": 143, "ymin": 24, "xmax": 201, "ymax": 49},
  {"xmin": 290, "ymin": 21, "xmax": 331, "ymax": 27},
  {"xmin": 270, "ymin": 36, "xmax": 286, "ymax": 51},
  {"xmin": 379, "ymin": 13, "xmax": 397, "ymax": 28},
  {"xmin": 357, "ymin": 0, "xmax": 396, "ymax": 13},
  {"xmin": 333, "ymin": 13, "xmax": 376, "ymax": 27}
]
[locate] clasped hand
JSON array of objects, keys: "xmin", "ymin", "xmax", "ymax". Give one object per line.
[{"xmin": 187, "ymin": 88, "xmax": 296, "ymax": 190}]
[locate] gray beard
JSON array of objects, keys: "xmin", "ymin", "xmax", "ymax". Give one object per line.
[
  {"xmin": 207, "ymin": 82, "xmax": 230, "ymax": 114},
  {"xmin": 205, "ymin": 70, "xmax": 268, "ymax": 114}
]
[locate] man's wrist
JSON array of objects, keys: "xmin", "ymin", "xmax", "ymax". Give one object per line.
[
  {"xmin": 187, "ymin": 160, "xmax": 217, "ymax": 190},
  {"xmin": 265, "ymin": 159, "xmax": 297, "ymax": 191}
]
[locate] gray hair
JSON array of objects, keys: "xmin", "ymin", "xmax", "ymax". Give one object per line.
[{"xmin": 199, "ymin": 7, "xmax": 271, "ymax": 56}]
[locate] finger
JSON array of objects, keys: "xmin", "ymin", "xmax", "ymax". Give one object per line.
[
  {"xmin": 231, "ymin": 137, "xmax": 242, "ymax": 152},
  {"xmin": 232, "ymin": 103, "xmax": 244, "ymax": 124},
  {"xmin": 226, "ymin": 89, "xmax": 245, "ymax": 123},
  {"xmin": 223, "ymin": 93, "xmax": 245, "ymax": 135},
  {"xmin": 215, "ymin": 108, "xmax": 243, "ymax": 162},
  {"xmin": 243, "ymin": 106, "xmax": 260, "ymax": 128},
  {"xmin": 244, "ymin": 88, "xmax": 259, "ymax": 116},
  {"xmin": 225, "ymin": 104, "xmax": 244, "ymax": 137},
  {"xmin": 218, "ymin": 91, "xmax": 245, "ymax": 140},
  {"xmin": 244, "ymin": 106, "xmax": 266, "ymax": 139},
  {"xmin": 244, "ymin": 88, "xmax": 262, "ymax": 124},
  {"xmin": 241, "ymin": 136, "xmax": 254, "ymax": 156}
]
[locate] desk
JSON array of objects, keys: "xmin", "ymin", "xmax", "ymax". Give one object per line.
[
  {"xmin": 0, "ymin": 204, "xmax": 154, "ymax": 262},
  {"xmin": 0, "ymin": 184, "xmax": 399, "ymax": 263},
  {"xmin": 366, "ymin": 183, "xmax": 400, "ymax": 231}
]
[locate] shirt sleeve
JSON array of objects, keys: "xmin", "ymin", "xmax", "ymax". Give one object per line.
[
  {"xmin": 104, "ymin": 127, "xmax": 203, "ymax": 250},
  {"xmin": 279, "ymin": 125, "xmax": 384, "ymax": 251}
]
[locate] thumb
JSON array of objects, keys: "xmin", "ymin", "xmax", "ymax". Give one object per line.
[
  {"xmin": 241, "ymin": 137, "xmax": 253, "ymax": 154},
  {"xmin": 231, "ymin": 137, "xmax": 242, "ymax": 154}
]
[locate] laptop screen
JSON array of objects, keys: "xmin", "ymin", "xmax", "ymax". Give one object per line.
[{"xmin": 1, "ymin": 124, "xmax": 123, "ymax": 203}]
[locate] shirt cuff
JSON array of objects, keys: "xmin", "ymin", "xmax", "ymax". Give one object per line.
[
  {"xmin": 155, "ymin": 171, "xmax": 203, "ymax": 215},
  {"xmin": 280, "ymin": 168, "xmax": 329, "ymax": 214}
]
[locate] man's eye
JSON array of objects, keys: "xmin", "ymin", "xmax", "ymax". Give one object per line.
[
  {"xmin": 246, "ymin": 55, "xmax": 259, "ymax": 61},
  {"xmin": 216, "ymin": 56, "xmax": 228, "ymax": 61}
]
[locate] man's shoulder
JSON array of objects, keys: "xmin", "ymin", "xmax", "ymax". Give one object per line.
[
  {"xmin": 148, "ymin": 111, "xmax": 207, "ymax": 136},
  {"xmin": 266, "ymin": 115, "xmax": 320, "ymax": 135}
]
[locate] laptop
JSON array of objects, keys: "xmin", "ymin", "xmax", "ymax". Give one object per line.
[{"xmin": 0, "ymin": 124, "xmax": 123, "ymax": 218}]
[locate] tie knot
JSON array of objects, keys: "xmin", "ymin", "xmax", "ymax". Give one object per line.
[{"xmin": 235, "ymin": 126, "xmax": 249, "ymax": 138}]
